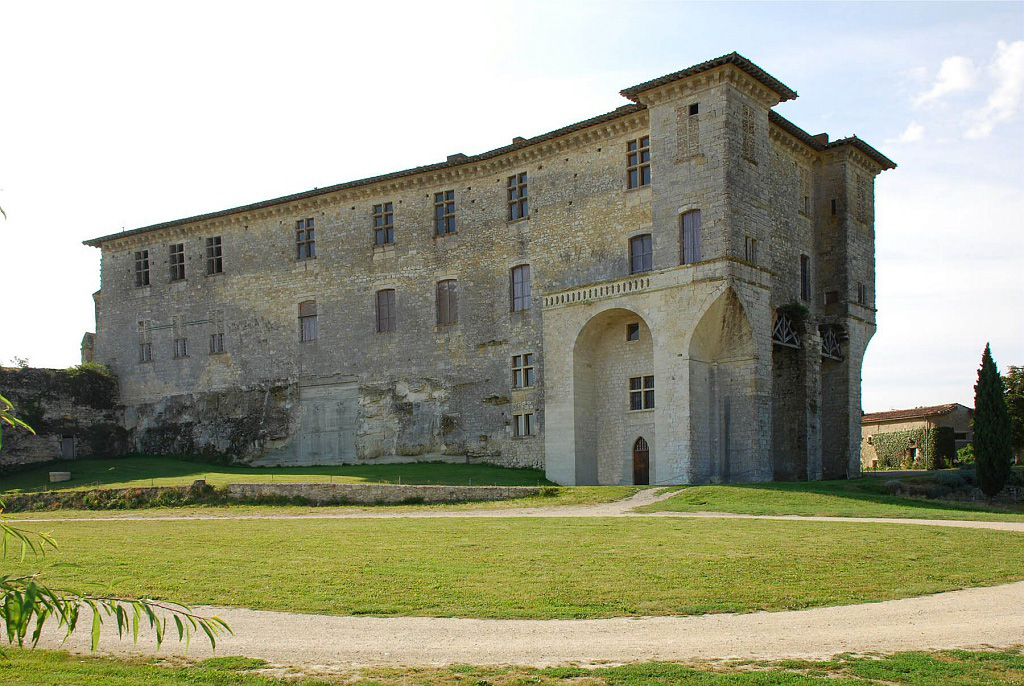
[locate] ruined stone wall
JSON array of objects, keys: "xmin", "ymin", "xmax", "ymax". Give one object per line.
[{"xmin": 0, "ymin": 367, "xmax": 128, "ymax": 468}]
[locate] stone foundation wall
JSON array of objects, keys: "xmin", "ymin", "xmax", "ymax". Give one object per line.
[{"xmin": 225, "ymin": 482, "xmax": 541, "ymax": 504}]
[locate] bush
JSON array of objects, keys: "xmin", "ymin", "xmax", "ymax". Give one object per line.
[{"xmin": 957, "ymin": 444, "xmax": 975, "ymax": 465}]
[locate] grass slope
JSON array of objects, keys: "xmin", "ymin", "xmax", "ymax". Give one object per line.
[
  {"xmin": 0, "ymin": 457, "xmax": 552, "ymax": 493},
  {"xmin": 7, "ymin": 517, "xmax": 1024, "ymax": 619},
  {"xmin": 2, "ymin": 649, "xmax": 1023, "ymax": 685},
  {"xmin": 639, "ymin": 479, "xmax": 1024, "ymax": 522}
]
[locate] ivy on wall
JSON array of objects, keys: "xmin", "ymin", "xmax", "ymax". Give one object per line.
[{"xmin": 868, "ymin": 427, "xmax": 940, "ymax": 469}]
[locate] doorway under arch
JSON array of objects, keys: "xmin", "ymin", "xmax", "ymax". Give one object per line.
[{"xmin": 632, "ymin": 437, "xmax": 650, "ymax": 485}]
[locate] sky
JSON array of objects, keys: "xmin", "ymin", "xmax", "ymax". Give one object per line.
[{"xmin": 0, "ymin": 0, "xmax": 1021, "ymax": 413}]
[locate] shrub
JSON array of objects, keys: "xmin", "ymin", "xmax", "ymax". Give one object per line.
[{"xmin": 956, "ymin": 444, "xmax": 975, "ymax": 465}]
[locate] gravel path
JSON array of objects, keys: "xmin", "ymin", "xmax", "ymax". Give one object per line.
[{"xmin": 35, "ymin": 581, "xmax": 1024, "ymax": 669}]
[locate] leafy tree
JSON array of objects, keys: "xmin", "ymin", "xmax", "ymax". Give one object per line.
[
  {"xmin": 1, "ymin": 393, "xmax": 229, "ymax": 649},
  {"xmin": 1004, "ymin": 365, "xmax": 1024, "ymax": 463},
  {"xmin": 973, "ymin": 344, "xmax": 1013, "ymax": 498}
]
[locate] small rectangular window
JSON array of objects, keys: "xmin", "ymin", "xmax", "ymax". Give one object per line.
[
  {"xmin": 824, "ymin": 290, "xmax": 839, "ymax": 305},
  {"xmin": 629, "ymin": 234, "xmax": 652, "ymax": 274},
  {"xmin": 511, "ymin": 264, "xmax": 531, "ymax": 312},
  {"xmin": 373, "ymin": 203, "xmax": 394, "ymax": 245},
  {"xmin": 436, "ymin": 280, "xmax": 458, "ymax": 326},
  {"xmin": 689, "ymin": 103, "xmax": 699, "ymax": 116},
  {"xmin": 376, "ymin": 289, "xmax": 396, "ymax": 333},
  {"xmin": 681, "ymin": 211, "xmax": 702, "ymax": 264},
  {"xmin": 206, "ymin": 236, "xmax": 223, "ymax": 275},
  {"xmin": 629, "ymin": 375, "xmax": 655, "ymax": 411},
  {"xmin": 173, "ymin": 337, "xmax": 188, "ymax": 358},
  {"xmin": 299, "ymin": 300, "xmax": 318, "ymax": 341},
  {"xmin": 830, "ymin": 198, "xmax": 837, "ymax": 216},
  {"xmin": 857, "ymin": 282, "xmax": 868, "ymax": 306},
  {"xmin": 800, "ymin": 255, "xmax": 811, "ymax": 302},
  {"xmin": 512, "ymin": 353, "xmax": 535, "ymax": 388},
  {"xmin": 513, "ymin": 412, "xmax": 535, "ymax": 437},
  {"xmin": 296, "ymin": 218, "xmax": 316, "ymax": 259},
  {"xmin": 507, "ymin": 172, "xmax": 528, "ymax": 221},
  {"xmin": 169, "ymin": 243, "xmax": 185, "ymax": 281},
  {"xmin": 137, "ymin": 320, "xmax": 152, "ymax": 362},
  {"xmin": 209, "ymin": 309, "xmax": 226, "ymax": 354},
  {"xmin": 744, "ymin": 236, "xmax": 757, "ymax": 264},
  {"xmin": 134, "ymin": 250, "xmax": 150, "ymax": 287},
  {"xmin": 626, "ymin": 136, "xmax": 651, "ymax": 189},
  {"xmin": 434, "ymin": 191, "xmax": 455, "ymax": 235},
  {"xmin": 626, "ymin": 323, "xmax": 640, "ymax": 341}
]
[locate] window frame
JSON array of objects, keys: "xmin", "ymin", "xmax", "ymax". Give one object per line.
[
  {"xmin": 434, "ymin": 191, "xmax": 455, "ymax": 236},
  {"xmin": 169, "ymin": 243, "xmax": 185, "ymax": 282},
  {"xmin": 296, "ymin": 218, "xmax": 316, "ymax": 260},
  {"xmin": 681, "ymin": 210, "xmax": 702, "ymax": 265},
  {"xmin": 436, "ymin": 279, "xmax": 458, "ymax": 326},
  {"xmin": 626, "ymin": 135, "xmax": 651, "ymax": 189},
  {"xmin": 510, "ymin": 264, "xmax": 531, "ymax": 312},
  {"xmin": 373, "ymin": 202, "xmax": 395, "ymax": 246},
  {"xmin": 512, "ymin": 353, "xmax": 535, "ymax": 389},
  {"xmin": 626, "ymin": 323, "xmax": 640, "ymax": 341},
  {"xmin": 299, "ymin": 300, "xmax": 318, "ymax": 342},
  {"xmin": 629, "ymin": 234, "xmax": 653, "ymax": 275},
  {"xmin": 134, "ymin": 250, "xmax": 150, "ymax": 288},
  {"xmin": 800, "ymin": 254, "xmax": 811, "ymax": 302},
  {"xmin": 507, "ymin": 172, "xmax": 528, "ymax": 221},
  {"xmin": 376, "ymin": 289, "xmax": 396, "ymax": 333},
  {"xmin": 744, "ymin": 235, "xmax": 757, "ymax": 265},
  {"xmin": 513, "ymin": 412, "xmax": 535, "ymax": 437},
  {"xmin": 206, "ymin": 236, "xmax": 224, "ymax": 275},
  {"xmin": 629, "ymin": 375, "xmax": 655, "ymax": 411}
]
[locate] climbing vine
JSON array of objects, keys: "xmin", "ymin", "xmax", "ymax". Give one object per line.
[{"xmin": 868, "ymin": 428, "xmax": 941, "ymax": 469}]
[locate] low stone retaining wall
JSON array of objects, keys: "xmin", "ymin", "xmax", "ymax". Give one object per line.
[{"xmin": 225, "ymin": 483, "xmax": 541, "ymax": 505}]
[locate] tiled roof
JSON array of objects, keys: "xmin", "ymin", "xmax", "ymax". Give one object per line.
[
  {"xmin": 83, "ymin": 104, "xmax": 646, "ymax": 247},
  {"xmin": 769, "ymin": 111, "xmax": 897, "ymax": 170},
  {"xmin": 620, "ymin": 51, "xmax": 798, "ymax": 103},
  {"xmin": 862, "ymin": 403, "xmax": 970, "ymax": 424}
]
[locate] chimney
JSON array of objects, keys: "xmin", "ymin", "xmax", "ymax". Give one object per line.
[
  {"xmin": 447, "ymin": 153, "xmax": 468, "ymax": 163},
  {"xmin": 811, "ymin": 133, "xmax": 829, "ymax": 145},
  {"xmin": 512, "ymin": 136, "xmax": 526, "ymax": 145}
]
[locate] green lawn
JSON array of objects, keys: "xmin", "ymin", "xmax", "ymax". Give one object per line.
[
  {"xmin": 7, "ymin": 517, "xmax": 1024, "ymax": 619},
  {"xmin": 0, "ymin": 456, "xmax": 553, "ymax": 493},
  {"xmin": 2, "ymin": 649, "xmax": 1023, "ymax": 685},
  {"xmin": 638, "ymin": 478, "xmax": 1024, "ymax": 522}
]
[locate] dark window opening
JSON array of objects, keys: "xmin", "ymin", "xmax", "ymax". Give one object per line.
[
  {"xmin": 373, "ymin": 202, "xmax": 394, "ymax": 245},
  {"xmin": 206, "ymin": 236, "xmax": 223, "ymax": 275},
  {"xmin": 689, "ymin": 103, "xmax": 699, "ymax": 116},
  {"xmin": 296, "ymin": 218, "xmax": 316, "ymax": 259},
  {"xmin": 434, "ymin": 191, "xmax": 455, "ymax": 235},
  {"xmin": 629, "ymin": 234, "xmax": 652, "ymax": 274},
  {"xmin": 134, "ymin": 250, "xmax": 150, "ymax": 287},
  {"xmin": 511, "ymin": 264, "xmax": 531, "ymax": 311},
  {"xmin": 376, "ymin": 289, "xmax": 396, "ymax": 333},
  {"xmin": 800, "ymin": 255, "xmax": 811, "ymax": 302},
  {"xmin": 626, "ymin": 136, "xmax": 651, "ymax": 189},
  {"xmin": 299, "ymin": 300, "xmax": 318, "ymax": 341},
  {"xmin": 436, "ymin": 279, "xmax": 458, "ymax": 326},
  {"xmin": 507, "ymin": 172, "xmax": 528, "ymax": 221},
  {"xmin": 169, "ymin": 243, "xmax": 185, "ymax": 281},
  {"xmin": 626, "ymin": 323, "xmax": 640, "ymax": 341},
  {"xmin": 629, "ymin": 375, "xmax": 655, "ymax": 411},
  {"xmin": 512, "ymin": 353, "xmax": 535, "ymax": 388}
]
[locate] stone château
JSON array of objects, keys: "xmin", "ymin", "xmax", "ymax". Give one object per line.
[{"xmin": 83, "ymin": 53, "xmax": 895, "ymax": 485}]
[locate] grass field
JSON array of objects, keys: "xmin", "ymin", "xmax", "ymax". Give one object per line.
[
  {"xmin": 2, "ymin": 649, "xmax": 1022, "ymax": 685},
  {"xmin": 7, "ymin": 517, "xmax": 1024, "ymax": 619},
  {"xmin": 639, "ymin": 478, "xmax": 1024, "ymax": 522},
  {"xmin": 0, "ymin": 456, "xmax": 553, "ymax": 493}
]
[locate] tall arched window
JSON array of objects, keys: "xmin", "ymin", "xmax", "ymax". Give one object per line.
[{"xmin": 681, "ymin": 210, "xmax": 702, "ymax": 264}]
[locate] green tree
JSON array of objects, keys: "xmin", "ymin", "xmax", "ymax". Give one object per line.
[
  {"xmin": 1004, "ymin": 365, "xmax": 1024, "ymax": 463},
  {"xmin": 1, "ymin": 392, "xmax": 229, "ymax": 649},
  {"xmin": 973, "ymin": 344, "xmax": 1013, "ymax": 498}
]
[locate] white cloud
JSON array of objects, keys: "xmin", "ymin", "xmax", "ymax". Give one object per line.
[
  {"xmin": 966, "ymin": 40, "xmax": 1024, "ymax": 139},
  {"xmin": 889, "ymin": 121, "xmax": 925, "ymax": 144},
  {"xmin": 914, "ymin": 55, "xmax": 978, "ymax": 104}
]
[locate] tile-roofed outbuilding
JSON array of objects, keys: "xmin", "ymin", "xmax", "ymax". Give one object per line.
[{"xmin": 862, "ymin": 403, "xmax": 969, "ymax": 424}]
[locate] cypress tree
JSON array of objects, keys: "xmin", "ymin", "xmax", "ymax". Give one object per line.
[{"xmin": 973, "ymin": 343, "xmax": 1012, "ymax": 498}]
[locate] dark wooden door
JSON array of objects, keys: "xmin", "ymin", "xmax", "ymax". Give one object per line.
[{"xmin": 633, "ymin": 437, "xmax": 650, "ymax": 485}]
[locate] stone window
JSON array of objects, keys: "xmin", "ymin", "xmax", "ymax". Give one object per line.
[
  {"xmin": 376, "ymin": 289, "xmax": 396, "ymax": 333},
  {"xmin": 744, "ymin": 235, "xmax": 757, "ymax": 265},
  {"xmin": 206, "ymin": 236, "xmax": 223, "ymax": 275},
  {"xmin": 681, "ymin": 210, "xmax": 702, "ymax": 264},
  {"xmin": 511, "ymin": 264, "xmax": 531, "ymax": 311},
  {"xmin": 172, "ymin": 315, "xmax": 187, "ymax": 358},
  {"xmin": 824, "ymin": 290, "xmax": 839, "ymax": 305},
  {"xmin": 741, "ymin": 105, "xmax": 755, "ymax": 161},
  {"xmin": 373, "ymin": 202, "xmax": 394, "ymax": 245},
  {"xmin": 626, "ymin": 323, "xmax": 640, "ymax": 341},
  {"xmin": 513, "ymin": 412, "xmax": 535, "ymax": 437},
  {"xmin": 209, "ymin": 309, "xmax": 225, "ymax": 354},
  {"xmin": 299, "ymin": 300, "xmax": 318, "ymax": 342},
  {"xmin": 134, "ymin": 250, "xmax": 150, "ymax": 287},
  {"xmin": 676, "ymin": 102, "xmax": 700, "ymax": 159},
  {"xmin": 507, "ymin": 172, "xmax": 528, "ymax": 221},
  {"xmin": 626, "ymin": 136, "xmax": 651, "ymax": 189},
  {"xmin": 857, "ymin": 282, "xmax": 868, "ymax": 306},
  {"xmin": 296, "ymin": 218, "xmax": 316, "ymax": 259},
  {"xmin": 137, "ymin": 320, "xmax": 152, "ymax": 362},
  {"xmin": 629, "ymin": 234, "xmax": 652, "ymax": 274},
  {"xmin": 169, "ymin": 243, "xmax": 185, "ymax": 281},
  {"xmin": 629, "ymin": 375, "xmax": 655, "ymax": 411},
  {"xmin": 800, "ymin": 254, "xmax": 811, "ymax": 302},
  {"xmin": 434, "ymin": 191, "xmax": 455, "ymax": 235},
  {"xmin": 436, "ymin": 279, "xmax": 458, "ymax": 326},
  {"xmin": 800, "ymin": 167, "xmax": 812, "ymax": 215},
  {"xmin": 512, "ymin": 353, "xmax": 535, "ymax": 389}
]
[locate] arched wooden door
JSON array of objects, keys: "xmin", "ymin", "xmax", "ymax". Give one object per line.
[{"xmin": 632, "ymin": 437, "xmax": 650, "ymax": 485}]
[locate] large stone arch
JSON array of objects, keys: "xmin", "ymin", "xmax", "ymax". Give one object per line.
[
  {"xmin": 686, "ymin": 287, "xmax": 758, "ymax": 483},
  {"xmin": 572, "ymin": 308, "xmax": 655, "ymax": 485}
]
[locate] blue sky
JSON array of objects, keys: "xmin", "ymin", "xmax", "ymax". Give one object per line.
[{"xmin": 0, "ymin": 1, "xmax": 1020, "ymax": 412}]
